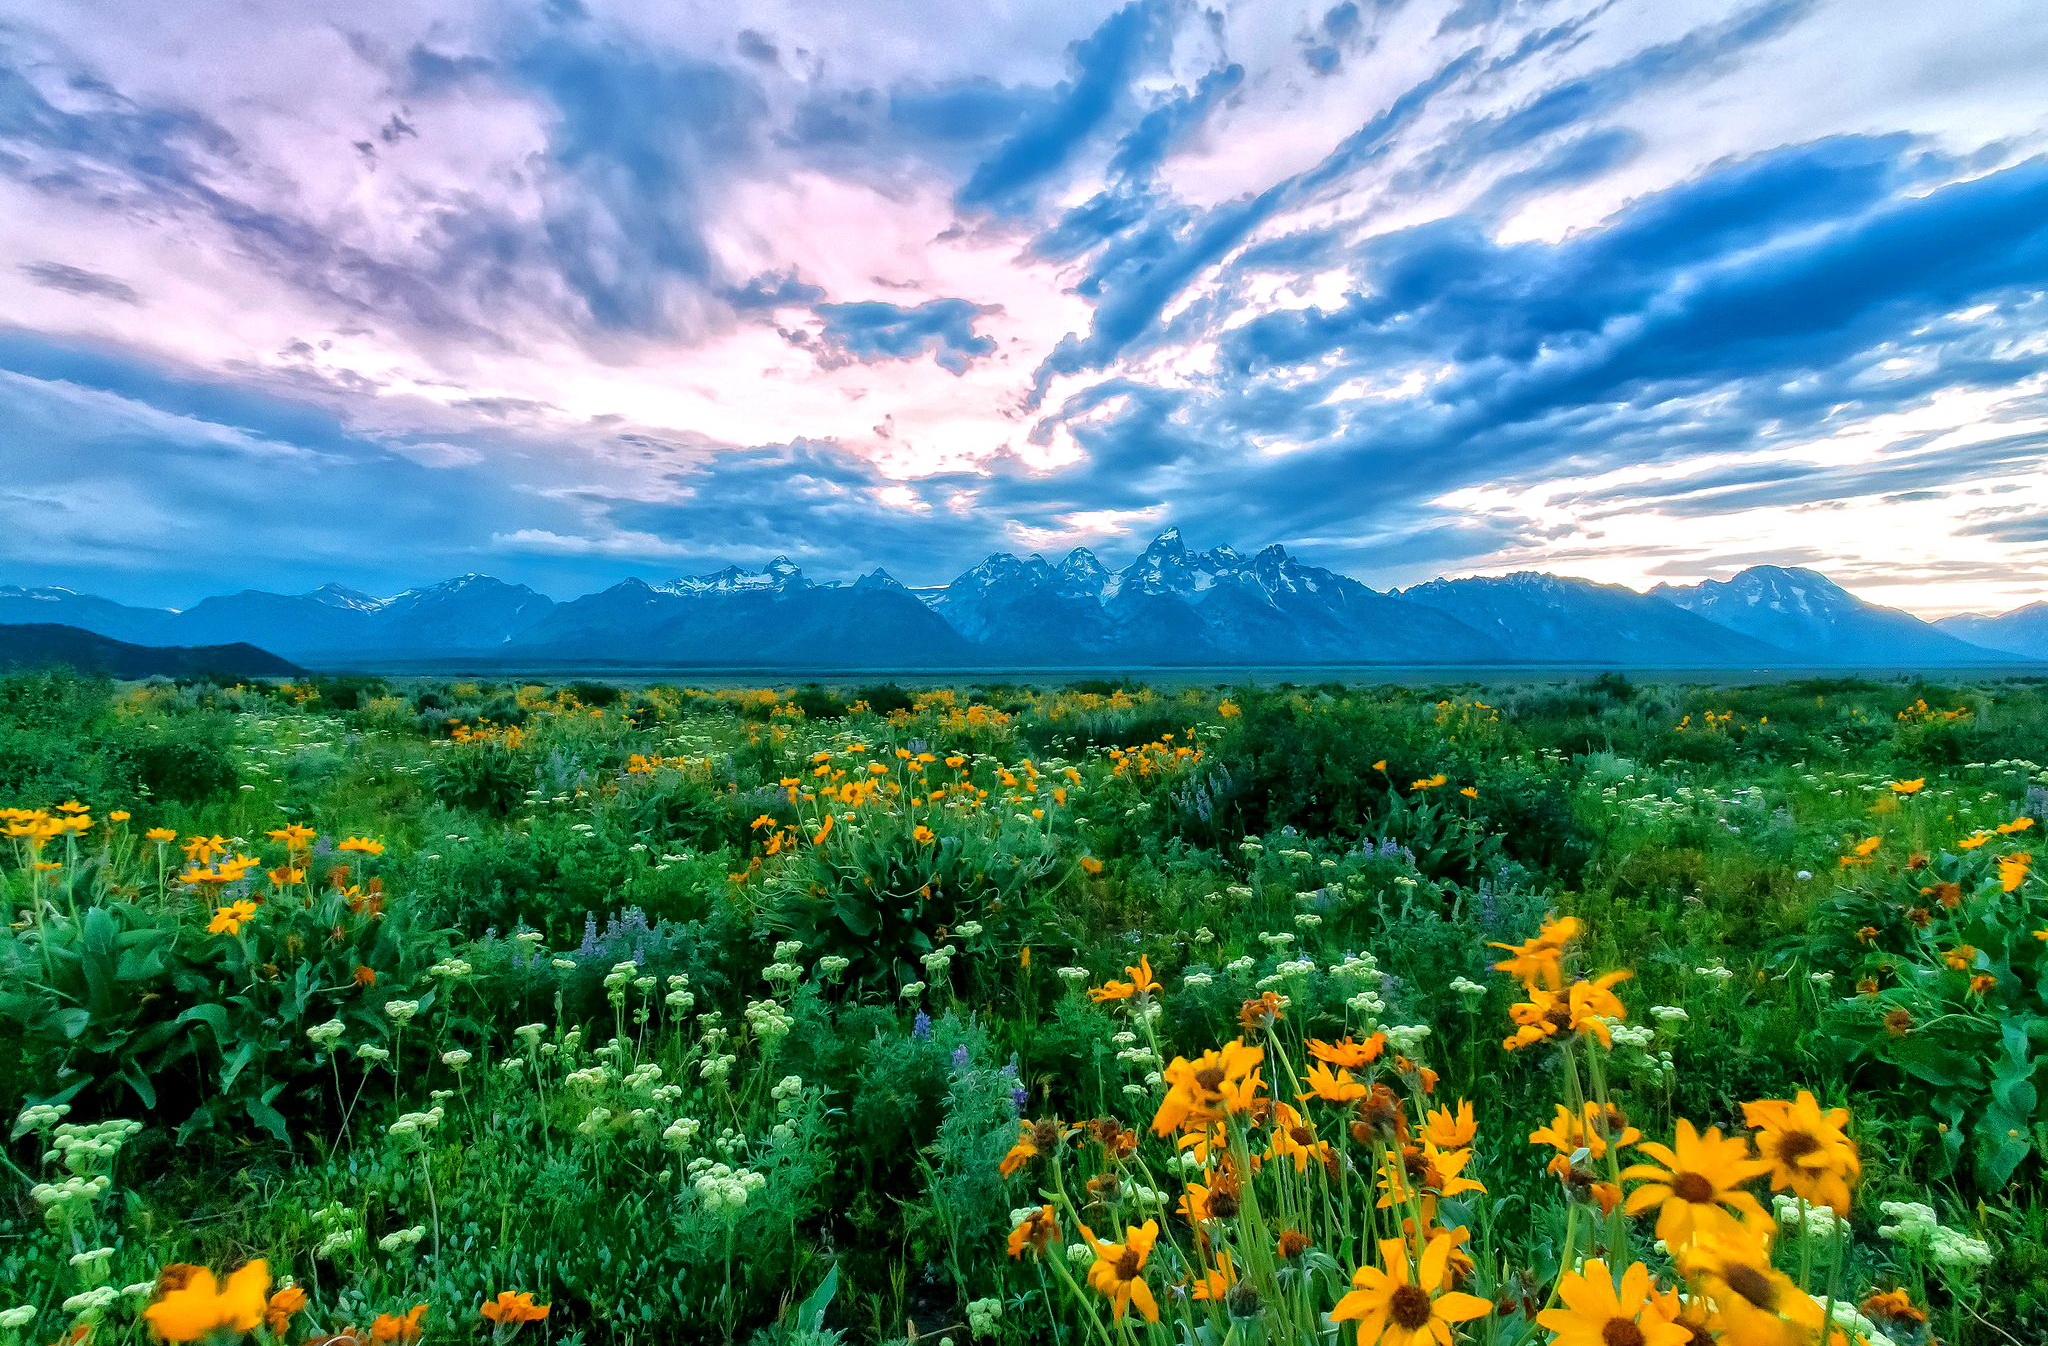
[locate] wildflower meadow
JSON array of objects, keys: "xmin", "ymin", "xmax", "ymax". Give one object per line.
[{"xmin": 1, "ymin": 669, "xmax": 2043, "ymax": 1345}]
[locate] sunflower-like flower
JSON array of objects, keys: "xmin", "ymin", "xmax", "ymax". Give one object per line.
[
  {"xmin": 1490, "ymin": 914, "xmax": 1582, "ymax": 989},
  {"xmin": 1422, "ymin": 1099, "xmax": 1475, "ymax": 1149},
  {"xmin": 1188, "ymin": 1250, "xmax": 1237, "ymax": 1301},
  {"xmin": 1151, "ymin": 1039, "xmax": 1264, "ymax": 1136},
  {"xmin": 1536, "ymin": 1259, "xmax": 1694, "ymax": 1346},
  {"xmin": 1330, "ymin": 1234, "xmax": 1492, "ymax": 1345},
  {"xmin": 1301, "ymin": 1060, "xmax": 1368, "ymax": 1104},
  {"xmin": 1267, "ymin": 1103, "xmax": 1334, "ymax": 1173},
  {"xmin": 1622, "ymin": 1120, "xmax": 1771, "ymax": 1250},
  {"xmin": 1529, "ymin": 1101, "xmax": 1642, "ymax": 1162},
  {"xmin": 1505, "ymin": 971, "xmax": 1632, "ymax": 1050},
  {"xmin": 1680, "ymin": 1228, "xmax": 1831, "ymax": 1345},
  {"xmin": 1740, "ymin": 1091, "xmax": 1859, "ymax": 1215},
  {"xmin": 1080, "ymin": 1220, "xmax": 1160, "ymax": 1322}
]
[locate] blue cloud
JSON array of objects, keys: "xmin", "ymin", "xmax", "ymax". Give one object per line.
[
  {"xmin": 810, "ymin": 299, "xmax": 1000, "ymax": 375},
  {"xmin": 957, "ymin": 0, "xmax": 1179, "ymax": 212}
]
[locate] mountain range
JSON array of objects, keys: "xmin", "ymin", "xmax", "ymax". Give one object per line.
[
  {"xmin": 0, "ymin": 623, "xmax": 303, "ymax": 680},
  {"xmin": 1, "ymin": 530, "xmax": 2039, "ymax": 670}
]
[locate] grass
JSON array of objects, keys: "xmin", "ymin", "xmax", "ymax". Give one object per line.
[{"xmin": 0, "ymin": 668, "xmax": 2042, "ymax": 1345}]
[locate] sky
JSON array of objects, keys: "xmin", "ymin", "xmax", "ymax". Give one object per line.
[{"xmin": 3, "ymin": 0, "xmax": 2047, "ymax": 616}]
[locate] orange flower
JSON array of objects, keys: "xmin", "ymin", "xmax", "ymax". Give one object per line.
[
  {"xmin": 1089, "ymin": 954, "xmax": 1161, "ymax": 1003},
  {"xmin": 1006, "ymin": 1204, "xmax": 1058, "ymax": 1258},
  {"xmin": 1998, "ymin": 850, "xmax": 2031, "ymax": 892},
  {"xmin": 1423, "ymin": 1099, "xmax": 1476, "ymax": 1149},
  {"xmin": 479, "ymin": 1291, "xmax": 550, "ymax": 1324},
  {"xmin": 370, "ymin": 1303, "xmax": 429, "ymax": 1343},
  {"xmin": 1079, "ymin": 854, "xmax": 1104, "ymax": 874},
  {"xmin": 1080, "ymin": 1220, "xmax": 1160, "ymax": 1323},
  {"xmin": 338, "ymin": 836, "xmax": 384, "ymax": 856},
  {"xmin": 1237, "ymin": 991, "xmax": 1286, "ymax": 1032},
  {"xmin": 265, "ymin": 1286, "xmax": 308, "ymax": 1334},
  {"xmin": 1308, "ymin": 1033, "xmax": 1386, "ymax": 1068},
  {"xmin": 144, "ymin": 1261, "xmax": 270, "ymax": 1342}
]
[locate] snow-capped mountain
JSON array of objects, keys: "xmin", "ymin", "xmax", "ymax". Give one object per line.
[
  {"xmin": 1934, "ymin": 603, "xmax": 2048, "ymax": 661},
  {"xmin": 1651, "ymin": 566, "xmax": 2006, "ymax": 664},
  {"xmin": 3, "ymin": 532, "xmax": 2038, "ymax": 669}
]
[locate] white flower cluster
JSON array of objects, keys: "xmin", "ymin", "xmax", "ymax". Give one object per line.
[
  {"xmin": 387, "ymin": 1106, "xmax": 444, "ymax": 1138},
  {"xmin": 1693, "ymin": 965, "xmax": 1736, "ymax": 985},
  {"xmin": 1607, "ymin": 1022, "xmax": 1656, "ymax": 1050},
  {"xmin": 663, "ymin": 1117, "xmax": 703, "ymax": 1150},
  {"xmin": 773, "ymin": 939, "xmax": 804, "ymax": 961},
  {"xmin": 956, "ymin": 922, "xmax": 984, "ymax": 938},
  {"xmin": 1332, "ymin": 953, "xmax": 1380, "ymax": 980},
  {"xmin": 428, "ymin": 956, "xmax": 473, "ymax": 979},
  {"xmin": 383, "ymin": 999, "xmax": 420, "ymax": 1026},
  {"xmin": 47, "ymin": 1119, "xmax": 142, "ymax": 1173},
  {"xmin": 1773, "ymin": 1194, "xmax": 1843, "ymax": 1238},
  {"xmin": 921, "ymin": 946, "xmax": 956, "ymax": 978},
  {"xmin": 515, "ymin": 1022, "xmax": 548, "ymax": 1047},
  {"xmin": 700, "ymin": 1053, "xmax": 737, "ymax": 1083},
  {"xmin": 746, "ymin": 997, "xmax": 794, "ymax": 1043},
  {"xmin": 1449, "ymin": 976, "xmax": 1485, "ymax": 997},
  {"xmin": 1294, "ymin": 913, "xmax": 1324, "ymax": 929},
  {"xmin": 312, "ymin": 1203, "xmax": 362, "ymax": 1259},
  {"xmin": 966, "ymin": 1297, "xmax": 1003, "ymax": 1339},
  {"xmin": 17, "ymin": 1102, "xmax": 70, "ymax": 1131},
  {"xmin": 355, "ymin": 1044, "xmax": 391, "ymax": 1063},
  {"xmin": 762, "ymin": 962, "xmax": 802, "ymax": 984},
  {"xmin": 577, "ymin": 1106, "xmax": 613, "ymax": 1136},
  {"xmin": 1193, "ymin": 926, "xmax": 1216, "ymax": 944},
  {"xmin": 816, "ymin": 955, "xmax": 851, "ymax": 978},
  {"xmin": 1650, "ymin": 1005, "xmax": 1689, "ymax": 1022},
  {"xmin": 31, "ymin": 1173, "xmax": 111, "ymax": 1216},
  {"xmin": 377, "ymin": 1225, "xmax": 427, "ymax": 1254},
  {"xmin": 564, "ymin": 1066, "xmax": 611, "ymax": 1091},
  {"xmin": 1878, "ymin": 1201, "xmax": 1994, "ymax": 1268},
  {"xmin": 771, "ymin": 1074, "xmax": 805, "ymax": 1105},
  {"xmin": 690, "ymin": 1161, "xmax": 765, "ymax": 1216},
  {"xmin": 1056, "ymin": 966, "xmax": 1090, "ymax": 984},
  {"xmin": 901, "ymin": 981, "xmax": 928, "ymax": 1001},
  {"xmin": 0, "ymin": 1307, "xmax": 38, "ymax": 1329},
  {"xmin": 624, "ymin": 1062, "xmax": 664, "ymax": 1092},
  {"xmin": 1222, "ymin": 955, "xmax": 1254, "ymax": 975},
  {"xmin": 1385, "ymin": 1024, "xmax": 1432, "ymax": 1054},
  {"xmin": 306, "ymin": 1018, "xmax": 346, "ymax": 1048},
  {"xmin": 61, "ymin": 1287, "xmax": 119, "ymax": 1315},
  {"xmin": 1346, "ymin": 989, "xmax": 1386, "ymax": 1017},
  {"xmin": 603, "ymin": 960, "xmax": 640, "ymax": 1004},
  {"xmin": 440, "ymin": 1049, "xmax": 471, "ymax": 1071},
  {"xmin": 1257, "ymin": 931, "xmax": 1296, "ymax": 949}
]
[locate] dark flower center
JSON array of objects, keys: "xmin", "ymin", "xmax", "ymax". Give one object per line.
[
  {"xmin": 1724, "ymin": 1263, "xmax": 1778, "ymax": 1310},
  {"xmin": 1389, "ymin": 1284, "xmax": 1434, "ymax": 1330},
  {"xmin": 1195, "ymin": 1066, "xmax": 1226, "ymax": 1091},
  {"xmin": 1775, "ymin": 1129, "xmax": 1820, "ymax": 1164},
  {"xmin": 1672, "ymin": 1171, "xmax": 1717, "ymax": 1204},
  {"xmin": 1602, "ymin": 1321, "xmax": 1647, "ymax": 1346},
  {"xmin": 1114, "ymin": 1250, "xmax": 1141, "ymax": 1280}
]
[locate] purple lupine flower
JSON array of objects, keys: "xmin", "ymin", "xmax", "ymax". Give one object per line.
[
  {"xmin": 912, "ymin": 1010, "xmax": 932, "ymax": 1039},
  {"xmin": 951, "ymin": 1044, "xmax": 971, "ymax": 1071}
]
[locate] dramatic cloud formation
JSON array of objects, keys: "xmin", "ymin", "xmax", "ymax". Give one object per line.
[{"xmin": 1, "ymin": 0, "xmax": 2045, "ymax": 612}]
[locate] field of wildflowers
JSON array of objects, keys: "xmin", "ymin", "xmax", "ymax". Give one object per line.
[{"xmin": 1, "ymin": 668, "xmax": 2043, "ymax": 1345}]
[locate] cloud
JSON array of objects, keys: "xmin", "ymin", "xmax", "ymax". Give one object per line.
[
  {"xmin": 18, "ymin": 261, "xmax": 142, "ymax": 304},
  {"xmin": 957, "ymin": 0, "xmax": 1180, "ymax": 212},
  {"xmin": 809, "ymin": 298, "xmax": 1000, "ymax": 374}
]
